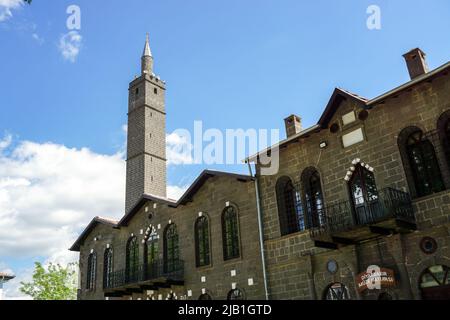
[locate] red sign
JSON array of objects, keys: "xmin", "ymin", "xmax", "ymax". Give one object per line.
[{"xmin": 356, "ymin": 266, "xmax": 396, "ymax": 292}]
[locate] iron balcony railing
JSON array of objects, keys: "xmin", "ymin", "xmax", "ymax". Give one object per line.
[
  {"xmin": 310, "ymin": 187, "xmax": 415, "ymax": 239},
  {"xmin": 104, "ymin": 259, "xmax": 184, "ymax": 290}
]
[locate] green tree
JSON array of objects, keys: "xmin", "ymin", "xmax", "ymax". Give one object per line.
[{"xmin": 20, "ymin": 262, "xmax": 78, "ymax": 300}]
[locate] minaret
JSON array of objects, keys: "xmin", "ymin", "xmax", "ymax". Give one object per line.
[
  {"xmin": 141, "ymin": 33, "xmax": 153, "ymax": 75},
  {"xmin": 125, "ymin": 34, "xmax": 167, "ymax": 212}
]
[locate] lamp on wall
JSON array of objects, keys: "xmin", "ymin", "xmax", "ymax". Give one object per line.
[{"xmin": 319, "ymin": 141, "xmax": 328, "ymax": 149}]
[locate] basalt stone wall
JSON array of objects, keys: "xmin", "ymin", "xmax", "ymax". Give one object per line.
[
  {"xmin": 79, "ymin": 223, "xmax": 120, "ymax": 300},
  {"xmin": 78, "ymin": 175, "xmax": 266, "ymax": 300},
  {"xmin": 257, "ymin": 72, "xmax": 450, "ymax": 299}
]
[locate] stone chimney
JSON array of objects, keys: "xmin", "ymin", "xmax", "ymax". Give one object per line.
[
  {"xmin": 284, "ymin": 114, "xmax": 302, "ymax": 138},
  {"xmin": 403, "ymin": 48, "xmax": 429, "ymax": 80}
]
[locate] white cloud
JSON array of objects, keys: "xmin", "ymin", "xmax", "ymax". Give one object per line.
[
  {"xmin": 1, "ymin": 264, "xmax": 33, "ymax": 300},
  {"xmin": 0, "ymin": 139, "xmax": 126, "ymax": 259},
  {"xmin": 0, "ymin": 263, "xmax": 13, "ymax": 275},
  {"xmin": 166, "ymin": 132, "xmax": 193, "ymax": 165},
  {"xmin": 0, "ymin": 132, "xmax": 193, "ymax": 299},
  {"xmin": 32, "ymin": 33, "xmax": 44, "ymax": 45},
  {"xmin": 0, "ymin": 135, "xmax": 126, "ymax": 298},
  {"xmin": 0, "ymin": 0, "xmax": 22, "ymax": 22},
  {"xmin": 167, "ymin": 184, "xmax": 189, "ymax": 201},
  {"xmin": 0, "ymin": 133, "xmax": 12, "ymax": 150},
  {"xmin": 58, "ymin": 31, "xmax": 82, "ymax": 63}
]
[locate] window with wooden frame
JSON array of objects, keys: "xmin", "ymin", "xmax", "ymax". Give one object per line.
[
  {"xmin": 221, "ymin": 206, "xmax": 240, "ymax": 261},
  {"xmin": 103, "ymin": 248, "xmax": 113, "ymax": 289},
  {"xmin": 348, "ymin": 164, "xmax": 381, "ymax": 225},
  {"xmin": 195, "ymin": 216, "xmax": 211, "ymax": 267},
  {"xmin": 164, "ymin": 223, "xmax": 180, "ymax": 273},
  {"xmin": 125, "ymin": 236, "xmax": 139, "ymax": 282},
  {"xmin": 276, "ymin": 176, "xmax": 305, "ymax": 235},
  {"xmin": 86, "ymin": 252, "xmax": 97, "ymax": 291},
  {"xmin": 399, "ymin": 127, "xmax": 445, "ymax": 198},
  {"xmin": 302, "ymin": 167, "xmax": 325, "ymax": 228}
]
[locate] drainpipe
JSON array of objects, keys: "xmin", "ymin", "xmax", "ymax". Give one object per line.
[{"xmin": 247, "ymin": 161, "xmax": 269, "ymax": 300}]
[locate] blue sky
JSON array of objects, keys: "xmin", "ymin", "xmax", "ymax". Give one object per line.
[
  {"xmin": 2, "ymin": 0, "xmax": 450, "ymax": 177},
  {"xmin": 1, "ymin": 0, "xmax": 450, "ymax": 298}
]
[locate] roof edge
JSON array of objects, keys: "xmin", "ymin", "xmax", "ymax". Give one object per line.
[
  {"xmin": 69, "ymin": 216, "xmax": 119, "ymax": 252},
  {"xmin": 368, "ymin": 61, "xmax": 450, "ymax": 106},
  {"xmin": 117, "ymin": 169, "xmax": 254, "ymax": 227},
  {"xmin": 245, "ymin": 60, "xmax": 450, "ymax": 163}
]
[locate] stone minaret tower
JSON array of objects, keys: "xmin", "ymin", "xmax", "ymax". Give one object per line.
[{"xmin": 125, "ymin": 34, "xmax": 167, "ymax": 212}]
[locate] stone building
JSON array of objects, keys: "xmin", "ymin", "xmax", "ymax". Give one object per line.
[
  {"xmin": 70, "ymin": 36, "xmax": 266, "ymax": 300},
  {"xmin": 70, "ymin": 37, "xmax": 450, "ymax": 300}
]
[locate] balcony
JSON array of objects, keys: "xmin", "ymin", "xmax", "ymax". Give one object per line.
[
  {"xmin": 310, "ymin": 188, "xmax": 417, "ymax": 249},
  {"xmin": 103, "ymin": 259, "xmax": 184, "ymax": 297}
]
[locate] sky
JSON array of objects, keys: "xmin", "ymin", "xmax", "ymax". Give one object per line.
[{"xmin": 0, "ymin": 0, "xmax": 450, "ymax": 299}]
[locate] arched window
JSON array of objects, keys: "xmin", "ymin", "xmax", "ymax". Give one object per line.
[
  {"xmin": 86, "ymin": 252, "xmax": 96, "ymax": 290},
  {"xmin": 323, "ymin": 283, "xmax": 350, "ymax": 300},
  {"xmin": 348, "ymin": 164, "xmax": 381, "ymax": 224},
  {"xmin": 398, "ymin": 127, "xmax": 445, "ymax": 198},
  {"xmin": 164, "ymin": 224, "xmax": 180, "ymax": 273},
  {"xmin": 125, "ymin": 236, "xmax": 139, "ymax": 282},
  {"xmin": 420, "ymin": 265, "xmax": 450, "ymax": 300},
  {"xmin": 302, "ymin": 168, "xmax": 325, "ymax": 228},
  {"xmin": 437, "ymin": 111, "xmax": 450, "ymax": 170},
  {"xmin": 276, "ymin": 176, "xmax": 305, "ymax": 235},
  {"xmin": 144, "ymin": 226, "xmax": 159, "ymax": 278},
  {"xmin": 222, "ymin": 206, "xmax": 240, "ymax": 261},
  {"xmin": 103, "ymin": 248, "xmax": 113, "ymax": 289},
  {"xmin": 227, "ymin": 288, "xmax": 245, "ymax": 300},
  {"xmin": 195, "ymin": 216, "xmax": 211, "ymax": 267}
]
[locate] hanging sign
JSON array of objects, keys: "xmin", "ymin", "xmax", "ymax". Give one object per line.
[{"xmin": 356, "ymin": 265, "xmax": 396, "ymax": 292}]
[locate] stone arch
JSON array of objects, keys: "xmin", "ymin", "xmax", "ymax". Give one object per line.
[
  {"xmin": 276, "ymin": 176, "xmax": 302, "ymax": 235},
  {"xmin": 343, "ymin": 158, "xmax": 375, "ymax": 181},
  {"xmin": 300, "ymin": 166, "xmax": 326, "ymax": 229},
  {"xmin": 397, "ymin": 125, "xmax": 445, "ymax": 198},
  {"xmin": 408, "ymin": 255, "xmax": 450, "ymax": 300}
]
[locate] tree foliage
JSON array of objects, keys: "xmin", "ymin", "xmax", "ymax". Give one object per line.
[{"xmin": 20, "ymin": 262, "xmax": 78, "ymax": 300}]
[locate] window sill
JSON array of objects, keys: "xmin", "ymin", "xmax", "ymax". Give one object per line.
[
  {"xmin": 196, "ymin": 264, "xmax": 213, "ymax": 271},
  {"xmin": 223, "ymin": 256, "xmax": 242, "ymax": 265}
]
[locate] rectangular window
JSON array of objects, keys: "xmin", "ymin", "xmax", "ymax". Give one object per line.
[
  {"xmin": 342, "ymin": 111, "xmax": 356, "ymax": 126},
  {"xmin": 342, "ymin": 128, "xmax": 364, "ymax": 148}
]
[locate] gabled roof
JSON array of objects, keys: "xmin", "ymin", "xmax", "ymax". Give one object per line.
[
  {"xmin": 318, "ymin": 88, "xmax": 368, "ymax": 128},
  {"xmin": 176, "ymin": 170, "xmax": 254, "ymax": 205},
  {"xmin": 70, "ymin": 170, "xmax": 253, "ymax": 251},
  {"xmin": 69, "ymin": 216, "xmax": 119, "ymax": 252},
  {"xmin": 118, "ymin": 169, "xmax": 254, "ymax": 226},
  {"xmin": 118, "ymin": 194, "xmax": 177, "ymax": 226},
  {"xmin": 246, "ymin": 59, "xmax": 450, "ymax": 163}
]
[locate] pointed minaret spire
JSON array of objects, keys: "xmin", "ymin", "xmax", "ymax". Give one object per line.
[
  {"xmin": 143, "ymin": 33, "xmax": 152, "ymax": 57},
  {"xmin": 141, "ymin": 33, "xmax": 154, "ymax": 75}
]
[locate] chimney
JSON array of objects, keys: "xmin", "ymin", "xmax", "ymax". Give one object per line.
[
  {"xmin": 403, "ymin": 48, "xmax": 429, "ymax": 80},
  {"xmin": 284, "ymin": 114, "xmax": 302, "ymax": 138}
]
